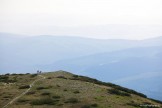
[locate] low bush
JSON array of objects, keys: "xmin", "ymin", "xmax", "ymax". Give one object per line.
[
  {"xmin": 30, "ymin": 74, "xmax": 37, "ymax": 78},
  {"xmin": 113, "ymin": 86, "xmax": 146, "ymax": 98},
  {"xmin": 148, "ymin": 98, "xmax": 162, "ymax": 104},
  {"xmin": 17, "ymin": 74, "xmax": 24, "ymax": 76},
  {"xmin": 73, "ymin": 90, "xmax": 80, "ymax": 94},
  {"xmin": 57, "ymin": 76, "xmax": 67, "ymax": 79},
  {"xmin": 26, "ymin": 91, "xmax": 35, "ymax": 95},
  {"xmin": 56, "ymin": 84, "xmax": 60, "ymax": 87},
  {"xmin": 19, "ymin": 85, "xmax": 30, "ymax": 89},
  {"xmin": 72, "ymin": 75, "xmax": 79, "ymax": 78},
  {"xmin": 64, "ymin": 89, "xmax": 68, "ymax": 91},
  {"xmin": 108, "ymin": 89, "xmax": 131, "ymax": 96},
  {"xmin": 143, "ymin": 102, "xmax": 152, "ymax": 105},
  {"xmin": 127, "ymin": 103, "xmax": 139, "ymax": 107},
  {"xmin": 81, "ymin": 103, "xmax": 98, "ymax": 108},
  {"xmin": 57, "ymin": 103, "xmax": 64, "ymax": 106},
  {"xmin": 81, "ymin": 105, "xmax": 91, "ymax": 108},
  {"xmin": 0, "ymin": 75, "xmax": 9, "ymax": 82},
  {"xmin": 5, "ymin": 73, "xmax": 10, "ymax": 75},
  {"xmin": 30, "ymin": 97, "xmax": 58, "ymax": 105},
  {"xmin": 65, "ymin": 98, "xmax": 79, "ymax": 103},
  {"xmin": 41, "ymin": 92, "xmax": 51, "ymax": 96},
  {"xmin": 47, "ymin": 77, "xmax": 52, "ymax": 79},
  {"xmin": 36, "ymin": 86, "xmax": 48, "ymax": 90},
  {"xmin": 17, "ymin": 98, "xmax": 29, "ymax": 103},
  {"xmin": 11, "ymin": 73, "xmax": 17, "ymax": 75},
  {"xmin": 52, "ymin": 95, "xmax": 61, "ymax": 99},
  {"xmin": 91, "ymin": 103, "xmax": 98, "ymax": 107},
  {"xmin": 3, "ymin": 96, "xmax": 12, "ymax": 98}
]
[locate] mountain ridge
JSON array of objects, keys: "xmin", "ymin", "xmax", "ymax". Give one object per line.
[{"xmin": 1, "ymin": 33, "xmax": 162, "ymax": 74}]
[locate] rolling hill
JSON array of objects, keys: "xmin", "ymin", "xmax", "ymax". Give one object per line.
[{"xmin": 0, "ymin": 71, "xmax": 161, "ymax": 108}]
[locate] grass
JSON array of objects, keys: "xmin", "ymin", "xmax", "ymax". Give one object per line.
[
  {"xmin": 81, "ymin": 103, "xmax": 98, "ymax": 108},
  {"xmin": 0, "ymin": 73, "xmax": 38, "ymax": 108},
  {"xmin": 30, "ymin": 97, "xmax": 58, "ymax": 105},
  {"xmin": 52, "ymin": 95, "xmax": 61, "ymax": 99},
  {"xmin": 0, "ymin": 75, "xmax": 17, "ymax": 83},
  {"xmin": 0, "ymin": 71, "xmax": 162, "ymax": 108},
  {"xmin": 26, "ymin": 91, "xmax": 35, "ymax": 95},
  {"xmin": 41, "ymin": 92, "xmax": 51, "ymax": 96},
  {"xmin": 70, "ymin": 74, "xmax": 147, "ymax": 98},
  {"xmin": 17, "ymin": 98, "xmax": 29, "ymax": 103}
]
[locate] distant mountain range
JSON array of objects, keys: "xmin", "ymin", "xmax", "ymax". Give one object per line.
[
  {"xmin": 0, "ymin": 33, "xmax": 162, "ymax": 101},
  {"xmin": 44, "ymin": 46, "xmax": 162, "ymax": 100},
  {"xmin": 1, "ymin": 33, "xmax": 162, "ymax": 73}
]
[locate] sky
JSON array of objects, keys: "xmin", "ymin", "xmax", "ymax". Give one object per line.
[{"xmin": 0, "ymin": 0, "xmax": 162, "ymax": 39}]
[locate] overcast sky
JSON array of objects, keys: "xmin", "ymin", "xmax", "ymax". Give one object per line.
[{"xmin": 0, "ymin": 0, "xmax": 162, "ymax": 39}]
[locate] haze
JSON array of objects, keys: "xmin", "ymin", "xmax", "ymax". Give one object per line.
[{"xmin": 0, "ymin": 0, "xmax": 162, "ymax": 39}]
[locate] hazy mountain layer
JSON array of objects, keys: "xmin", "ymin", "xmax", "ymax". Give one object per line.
[{"xmin": 0, "ymin": 33, "xmax": 162, "ymax": 73}]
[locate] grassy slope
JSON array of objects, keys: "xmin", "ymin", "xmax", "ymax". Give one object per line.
[{"xmin": 0, "ymin": 71, "xmax": 161, "ymax": 108}]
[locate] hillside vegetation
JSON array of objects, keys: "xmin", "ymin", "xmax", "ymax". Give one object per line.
[{"xmin": 0, "ymin": 71, "xmax": 161, "ymax": 108}]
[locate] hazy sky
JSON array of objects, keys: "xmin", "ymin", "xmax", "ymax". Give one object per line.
[{"xmin": 0, "ymin": 0, "xmax": 162, "ymax": 39}]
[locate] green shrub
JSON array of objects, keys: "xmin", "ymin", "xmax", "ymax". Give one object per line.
[
  {"xmin": 11, "ymin": 73, "xmax": 17, "ymax": 75},
  {"xmin": 56, "ymin": 84, "xmax": 60, "ymax": 87},
  {"xmin": 41, "ymin": 92, "xmax": 51, "ymax": 96},
  {"xmin": 17, "ymin": 74, "xmax": 24, "ymax": 75},
  {"xmin": 57, "ymin": 103, "xmax": 64, "ymax": 106},
  {"xmin": 5, "ymin": 73, "xmax": 10, "ymax": 75},
  {"xmin": 57, "ymin": 76, "xmax": 67, "ymax": 79},
  {"xmin": 73, "ymin": 90, "xmax": 80, "ymax": 94},
  {"xmin": 0, "ymin": 75, "xmax": 9, "ymax": 82},
  {"xmin": 3, "ymin": 96, "xmax": 12, "ymax": 98},
  {"xmin": 91, "ymin": 103, "xmax": 98, "ymax": 107},
  {"xmin": 36, "ymin": 86, "xmax": 48, "ymax": 90},
  {"xmin": 81, "ymin": 105, "xmax": 91, "ymax": 108},
  {"xmin": 65, "ymin": 98, "xmax": 79, "ymax": 103},
  {"xmin": 64, "ymin": 89, "xmax": 68, "ymax": 91},
  {"xmin": 26, "ymin": 91, "xmax": 35, "ymax": 95},
  {"xmin": 143, "ymin": 102, "xmax": 152, "ymax": 105},
  {"xmin": 30, "ymin": 97, "xmax": 58, "ymax": 105},
  {"xmin": 113, "ymin": 86, "xmax": 146, "ymax": 98},
  {"xmin": 52, "ymin": 95, "xmax": 61, "ymax": 99},
  {"xmin": 127, "ymin": 103, "xmax": 139, "ymax": 107},
  {"xmin": 30, "ymin": 74, "xmax": 37, "ymax": 78},
  {"xmin": 72, "ymin": 75, "xmax": 79, "ymax": 78},
  {"xmin": 48, "ymin": 77, "xmax": 52, "ymax": 79},
  {"xmin": 19, "ymin": 85, "xmax": 30, "ymax": 89},
  {"xmin": 81, "ymin": 103, "xmax": 98, "ymax": 108},
  {"xmin": 148, "ymin": 98, "xmax": 162, "ymax": 104},
  {"xmin": 108, "ymin": 89, "xmax": 131, "ymax": 96},
  {"xmin": 17, "ymin": 98, "xmax": 29, "ymax": 103}
]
